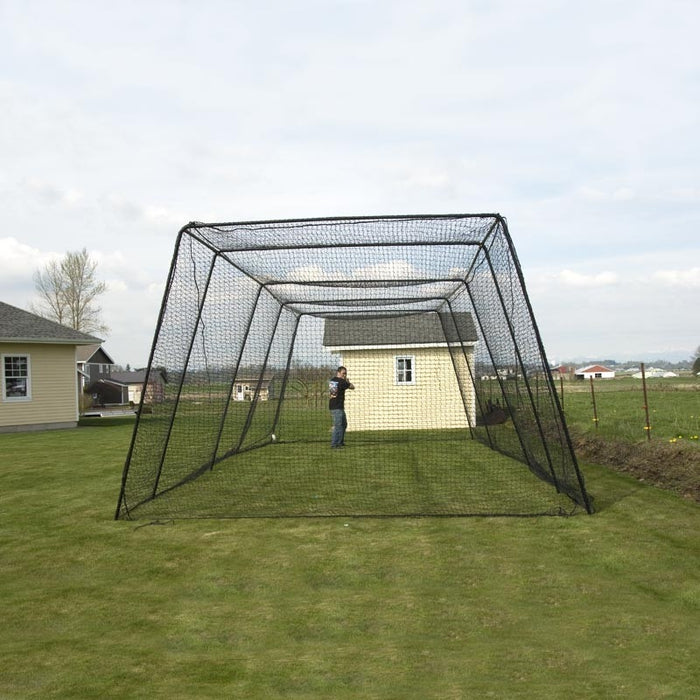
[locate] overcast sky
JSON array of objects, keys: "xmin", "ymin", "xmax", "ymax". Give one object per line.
[{"xmin": 1, "ymin": 0, "xmax": 698, "ymax": 366}]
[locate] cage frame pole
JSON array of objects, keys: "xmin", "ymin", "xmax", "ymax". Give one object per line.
[
  {"xmin": 115, "ymin": 226, "xmax": 189, "ymax": 519},
  {"xmin": 478, "ymin": 241, "xmax": 562, "ymax": 493},
  {"xmin": 441, "ymin": 280, "xmax": 497, "ymax": 439},
  {"xmin": 463, "ymin": 281, "xmax": 527, "ymax": 455},
  {"xmin": 208, "ymin": 283, "xmax": 267, "ymax": 469},
  {"xmin": 269, "ymin": 312, "xmax": 304, "ymax": 441},
  {"xmin": 496, "ymin": 220, "xmax": 592, "ymax": 513},
  {"xmin": 435, "ymin": 303, "xmax": 477, "ymax": 438},
  {"xmin": 150, "ymin": 245, "xmax": 220, "ymax": 500},
  {"xmin": 233, "ymin": 302, "xmax": 286, "ymax": 454}
]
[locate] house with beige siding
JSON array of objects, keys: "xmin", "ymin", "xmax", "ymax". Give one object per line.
[
  {"xmin": 0, "ymin": 301, "xmax": 101, "ymax": 432},
  {"xmin": 323, "ymin": 312, "xmax": 477, "ymax": 432}
]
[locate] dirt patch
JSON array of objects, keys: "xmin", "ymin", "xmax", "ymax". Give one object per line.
[{"xmin": 571, "ymin": 433, "xmax": 700, "ymax": 502}]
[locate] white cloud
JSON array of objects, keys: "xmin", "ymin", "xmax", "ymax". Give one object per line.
[
  {"xmin": 106, "ymin": 279, "xmax": 128, "ymax": 293},
  {"xmin": 100, "ymin": 284, "xmax": 164, "ymax": 365},
  {"xmin": 574, "ymin": 185, "xmax": 638, "ymax": 203},
  {"xmin": 0, "ymin": 238, "xmax": 59, "ymax": 281},
  {"xmin": 353, "ymin": 260, "xmax": 420, "ymax": 280},
  {"xmin": 286, "ymin": 265, "xmax": 339, "ymax": 282},
  {"xmin": 613, "ymin": 187, "xmax": 636, "ymax": 201},
  {"xmin": 23, "ymin": 178, "xmax": 84, "ymax": 206},
  {"xmin": 652, "ymin": 267, "xmax": 700, "ymax": 288},
  {"xmin": 555, "ymin": 270, "xmax": 618, "ymax": 287}
]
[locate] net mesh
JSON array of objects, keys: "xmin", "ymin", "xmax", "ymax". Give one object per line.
[{"xmin": 116, "ymin": 215, "xmax": 591, "ymax": 519}]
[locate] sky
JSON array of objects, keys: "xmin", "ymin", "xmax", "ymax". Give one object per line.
[{"xmin": 1, "ymin": 0, "xmax": 698, "ymax": 367}]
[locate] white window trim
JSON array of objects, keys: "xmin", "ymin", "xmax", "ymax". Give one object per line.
[
  {"xmin": 394, "ymin": 355, "xmax": 416, "ymax": 385},
  {"xmin": 2, "ymin": 353, "xmax": 32, "ymax": 402}
]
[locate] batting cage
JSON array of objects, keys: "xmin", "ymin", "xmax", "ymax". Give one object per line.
[{"xmin": 115, "ymin": 214, "xmax": 592, "ymax": 519}]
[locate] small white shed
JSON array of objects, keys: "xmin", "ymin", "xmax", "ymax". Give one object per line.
[{"xmin": 574, "ymin": 364, "xmax": 615, "ymax": 380}]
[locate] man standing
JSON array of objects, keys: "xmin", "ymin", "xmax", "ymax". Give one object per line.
[{"xmin": 329, "ymin": 366, "xmax": 354, "ymax": 448}]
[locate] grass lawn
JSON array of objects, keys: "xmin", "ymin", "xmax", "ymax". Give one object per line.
[
  {"xmin": 559, "ymin": 376, "xmax": 700, "ymax": 444},
  {"xmin": 1, "ymin": 417, "xmax": 699, "ymax": 698},
  {"xmin": 121, "ymin": 423, "xmax": 580, "ymax": 520}
]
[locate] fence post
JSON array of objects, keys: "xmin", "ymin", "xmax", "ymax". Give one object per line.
[
  {"xmin": 641, "ymin": 362, "xmax": 652, "ymax": 440},
  {"xmin": 589, "ymin": 376, "xmax": 599, "ymax": 430},
  {"xmin": 559, "ymin": 375, "xmax": 564, "ymax": 411}
]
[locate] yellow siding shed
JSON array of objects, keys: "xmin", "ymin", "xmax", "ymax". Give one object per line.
[{"xmin": 341, "ymin": 346, "xmax": 474, "ymax": 432}]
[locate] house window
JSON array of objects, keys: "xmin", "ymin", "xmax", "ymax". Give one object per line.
[
  {"xmin": 395, "ymin": 356, "xmax": 415, "ymax": 385},
  {"xmin": 3, "ymin": 354, "xmax": 31, "ymax": 401}
]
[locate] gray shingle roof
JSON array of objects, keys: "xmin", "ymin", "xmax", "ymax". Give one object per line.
[
  {"xmin": 76, "ymin": 343, "xmax": 115, "ymax": 363},
  {"xmin": 0, "ymin": 301, "xmax": 102, "ymax": 345},
  {"xmin": 109, "ymin": 370, "xmax": 151, "ymax": 385},
  {"xmin": 107, "ymin": 369, "xmax": 166, "ymax": 385},
  {"xmin": 323, "ymin": 312, "xmax": 478, "ymax": 348}
]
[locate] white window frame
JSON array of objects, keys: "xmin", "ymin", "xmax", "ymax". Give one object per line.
[
  {"xmin": 395, "ymin": 355, "xmax": 415, "ymax": 385},
  {"xmin": 2, "ymin": 353, "xmax": 32, "ymax": 402}
]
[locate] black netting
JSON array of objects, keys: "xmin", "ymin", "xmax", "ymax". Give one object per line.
[{"xmin": 116, "ymin": 215, "xmax": 592, "ymax": 519}]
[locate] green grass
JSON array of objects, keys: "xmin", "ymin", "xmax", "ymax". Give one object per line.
[
  {"xmin": 124, "ymin": 424, "xmax": 577, "ymax": 520},
  {"xmin": 559, "ymin": 376, "xmax": 700, "ymax": 444},
  {"xmin": 121, "ymin": 397, "xmax": 585, "ymax": 519},
  {"xmin": 1, "ymin": 417, "xmax": 699, "ymax": 698}
]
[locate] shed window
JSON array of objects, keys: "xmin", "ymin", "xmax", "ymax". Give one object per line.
[
  {"xmin": 3, "ymin": 354, "xmax": 31, "ymax": 401},
  {"xmin": 395, "ymin": 356, "xmax": 415, "ymax": 385}
]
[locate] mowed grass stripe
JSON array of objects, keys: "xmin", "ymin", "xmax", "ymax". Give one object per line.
[{"xmin": 1, "ymin": 417, "xmax": 698, "ymax": 698}]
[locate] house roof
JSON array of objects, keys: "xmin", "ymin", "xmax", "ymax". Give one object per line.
[
  {"xmin": 323, "ymin": 312, "xmax": 478, "ymax": 349},
  {"xmin": 110, "ymin": 370, "xmax": 153, "ymax": 385},
  {"xmin": 76, "ymin": 343, "xmax": 115, "ymax": 364},
  {"xmin": 0, "ymin": 301, "xmax": 102, "ymax": 345},
  {"xmin": 235, "ymin": 373, "xmax": 274, "ymax": 383},
  {"xmin": 575, "ymin": 365, "xmax": 615, "ymax": 374}
]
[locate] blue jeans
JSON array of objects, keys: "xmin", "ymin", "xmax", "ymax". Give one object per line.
[{"xmin": 330, "ymin": 409, "xmax": 347, "ymax": 447}]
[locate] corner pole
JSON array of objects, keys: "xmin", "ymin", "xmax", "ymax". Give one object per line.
[{"xmin": 151, "ymin": 244, "xmax": 219, "ymax": 499}]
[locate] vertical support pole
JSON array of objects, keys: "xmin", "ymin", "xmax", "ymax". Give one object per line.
[
  {"xmin": 115, "ymin": 226, "xmax": 189, "ymax": 519},
  {"xmin": 151, "ymin": 250, "xmax": 219, "ymax": 498},
  {"xmin": 459, "ymin": 286, "xmax": 502, "ymax": 449},
  {"xmin": 234, "ymin": 302, "xmax": 285, "ymax": 453},
  {"xmin": 270, "ymin": 313, "xmax": 303, "ymax": 439},
  {"xmin": 438, "ymin": 302, "xmax": 476, "ymax": 438},
  {"xmin": 559, "ymin": 374, "xmax": 564, "ymax": 411},
  {"xmin": 589, "ymin": 376, "xmax": 599, "ymax": 430},
  {"xmin": 209, "ymin": 284, "xmax": 266, "ymax": 468},
  {"xmin": 641, "ymin": 362, "xmax": 652, "ymax": 440},
  {"xmin": 477, "ymin": 243, "xmax": 561, "ymax": 491},
  {"xmin": 494, "ymin": 217, "xmax": 592, "ymax": 513}
]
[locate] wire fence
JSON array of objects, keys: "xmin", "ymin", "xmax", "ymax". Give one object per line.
[{"xmin": 554, "ymin": 368, "xmax": 700, "ymax": 445}]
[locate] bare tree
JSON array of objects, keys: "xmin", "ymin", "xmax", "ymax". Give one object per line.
[
  {"xmin": 693, "ymin": 346, "xmax": 700, "ymax": 375},
  {"xmin": 31, "ymin": 248, "xmax": 109, "ymax": 336},
  {"xmin": 32, "ymin": 258, "xmax": 69, "ymax": 326}
]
